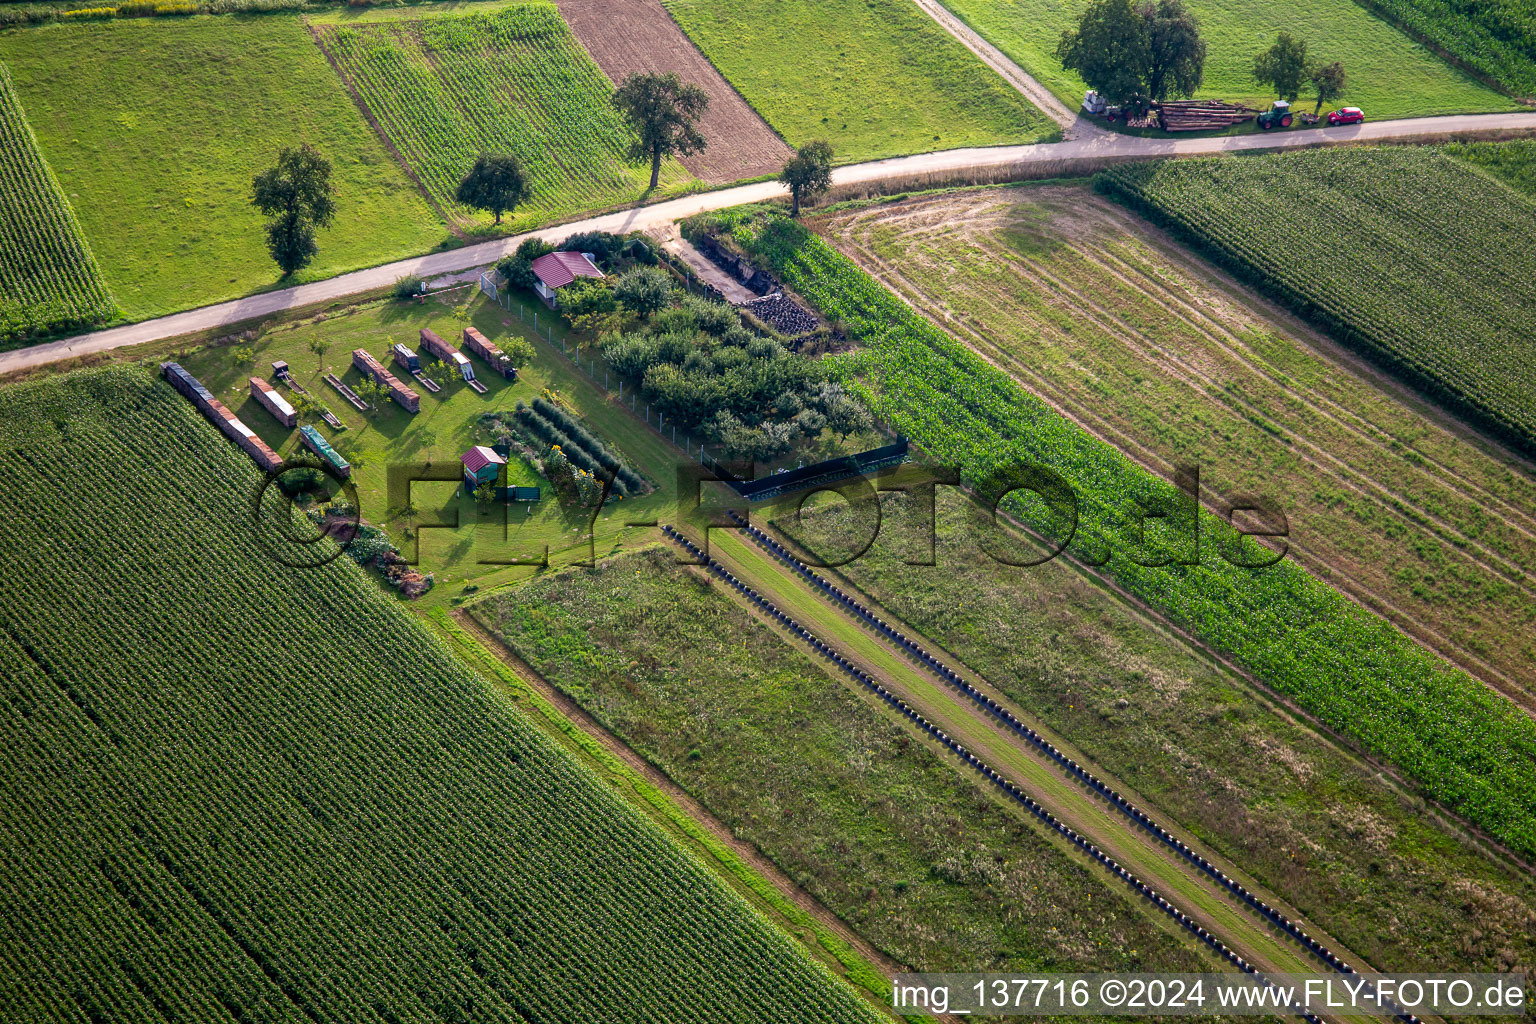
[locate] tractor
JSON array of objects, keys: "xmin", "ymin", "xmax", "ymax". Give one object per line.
[{"xmin": 1256, "ymin": 99, "xmax": 1294, "ymax": 130}]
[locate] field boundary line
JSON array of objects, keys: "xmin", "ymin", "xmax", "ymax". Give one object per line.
[
  {"xmin": 305, "ymin": 19, "xmax": 463, "ymax": 237},
  {"xmin": 715, "ymin": 517, "xmax": 1398, "ymax": 977},
  {"xmin": 441, "ymin": 606, "xmax": 905, "ymax": 1017},
  {"xmin": 903, "ymin": 0, "xmax": 1083, "ymax": 131},
  {"xmin": 760, "ymin": 483, "xmax": 1536, "ymax": 881},
  {"xmin": 658, "ymin": 524, "xmax": 1364, "ymax": 1022}
]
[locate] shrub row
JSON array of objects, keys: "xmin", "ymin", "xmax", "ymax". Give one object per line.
[
  {"xmin": 515, "ymin": 399, "xmax": 643, "ymax": 496},
  {"xmin": 716, "ymin": 205, "xmax": 1536, "ymax": 861}
]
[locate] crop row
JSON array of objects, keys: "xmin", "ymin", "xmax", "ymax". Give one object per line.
[
  {"xmin": 0, "ymin": 364, "xmax": 879, "ymax": 1023},
  {"xmin": 720, "ymin": 206, "xmax": 1536, "ymax": 861},
  {"xmin": 0, "ymin": 62, "xmax": 115, "ymax": 345},
  {"xmin": 515, "ymin": 398, "xmax": 643, "ymax": 496},
  {"xmin": 1095, "ymin": 148, "xmax": 1536, "ymax": 455},
  {"xmin": 528, "ymin": 396, "xmax": 646, "ymax": 492},
  {"xmin": 1351, "ymin": 0, "xmax": 1536, "ymax": 96},
  {"xmin": 314, "ymin": 5, "xmax": 684, "ymax": 228}
]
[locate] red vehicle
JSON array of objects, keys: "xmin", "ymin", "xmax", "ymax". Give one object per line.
[{"xmin": 1327, "ymin": 106, "xmax": 1365, "ymax": 126}]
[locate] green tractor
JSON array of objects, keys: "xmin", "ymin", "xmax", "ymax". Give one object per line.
[{"xmin": 1256, "ymin": 99, "xmax": 1294, "ymax": 130}]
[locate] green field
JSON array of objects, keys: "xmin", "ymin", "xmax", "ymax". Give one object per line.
[
  {"xmin": 932, "ymin": 0, "xmax": 1512, "ymax": 117},
  {"xmin": 0, "ymin": 362, "xmax": 881, "ymax": 1023},
  {"xmin": 1349, "ymin": 0, "xmax": 1536, "ymax": 96},
  {"xmin": 779, "ymin": 490, "xmax": 1536, "ymax": 977},
  {"xmin": 1096, "ymin": 147, "xmax": 1536, "ymax": 455},
  {"xmin": 0, "ymin": 14, "xmax": 445, "ymax": 320},
  {"xmin": 701, "ymin": 203, "xmax": 1536, "ymax": 862},
  {"xmin": 1445, "ymin": 137, "xmax": 1536, "ymax": 196},
  {"xmin": 817, "ymin": 183, "xmax": 1536, "ymax": 700},
  {"xmin": 0, "ymin": 61, "xmax": 113, "ymax": 344},
  {"xmin": 658, "ymin": 0, "xmax": 1058, "ymax": 162},
  {"xmin": 473, "ymin": 545, "xmax": 1215, "ymax": 975},
  {"xmin": 313, "ymin": 3, "xmax": 694, "ymax": 231}
]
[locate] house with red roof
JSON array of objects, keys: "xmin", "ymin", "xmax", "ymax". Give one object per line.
[{"xmin": 529, "ymin": 251, "xmax": 604, "ymax": 306}]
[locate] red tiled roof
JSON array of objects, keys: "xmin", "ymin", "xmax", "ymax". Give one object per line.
[
  {"xmin": 530, "ymin": 251, "xmax": 605, "ymax": 289},
  {"xmin": 460, "ymin": 445, "xmax": 507, "ymax": 474}
]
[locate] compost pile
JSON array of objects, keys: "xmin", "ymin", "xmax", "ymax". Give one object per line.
[{"xmin": 746, "ymin": 293, "xmax": 818, "ymax": 337}]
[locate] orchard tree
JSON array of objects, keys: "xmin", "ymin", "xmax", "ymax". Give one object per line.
[
  {"xmin": 780, "ymin": 140, "xmax": 834, "ymax": 217},
  {"xmin": 1057, "ymin": 0, "xmax": 1205, "ymax": 104},
  {"xmin": 611, "ymin": 72, "xmax": 709, "ymax": 189},
  {"xmin": 613, "ymin": 266, "xmax": 673, "ymax": 318},
  {"xmin": 454, "ymin": 152, "xmax": 529, "ymax": 225},
  {"xmin": 1253, "ymin": 32, "xmax": 1309, "ymax": 101},
  {"xmin": 252, "ymin": 144, "xmax": 335, "ymax": 277},
  {"xmin": 1308, "ymin": 60, "xmax": 1346, "ymax": 113}
]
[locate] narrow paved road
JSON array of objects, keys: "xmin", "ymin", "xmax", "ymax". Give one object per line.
[{"xmin": 8, "ymin": 109, "xmax": 1535, "ymax": 378}]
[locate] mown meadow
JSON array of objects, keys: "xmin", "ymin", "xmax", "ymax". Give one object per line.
[
  {"xmin": 658, "ymin": 0, "xmax": 1058, "ymax": 162},
  {"xmin": 930, "ymin": 0, "xmax": 1512, "ymax": 117},
  {"xmin": 0, "ymin": 61, "xmax": 114, "ymax": 345},
  {"xmin": 0, "ymin": 362, "xmax": 882, "ymax": 1023},
  {"xmin": 703, "ymin": 203, "xmax": 1536, "ymax": 862},
  {"xmin": 0, "ymin": 13, "xmax": 446, "ymax": 320},
  {"xmin": 1096, "ymin": 146, "xmax": 1536, "ymax": 457}
]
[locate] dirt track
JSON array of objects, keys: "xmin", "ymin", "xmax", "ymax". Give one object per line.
[{"xmin": 552, "ymin": 0, "xmax": 790, "ymax": 182}]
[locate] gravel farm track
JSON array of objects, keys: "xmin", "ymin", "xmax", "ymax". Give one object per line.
[
  {"xmin": 551, "ymin": 0, "xmax": 791, "ymax": 181},
  {"xmin": 7, "ymin": 108, "xmax": 1536, "ymax": 381}
]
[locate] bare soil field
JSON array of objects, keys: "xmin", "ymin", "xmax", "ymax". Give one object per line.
[
  {"xmin": 552, "ymin": 0, "xmax": 790, "ymax": 182},
  {"xmin": 816, "ymin": 185, "xmax": 1536, "ymax": 709}
]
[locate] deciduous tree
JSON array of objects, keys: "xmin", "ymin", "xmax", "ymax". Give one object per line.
[
  {"xmin": 252, "ymin": 144, "xmax": 335, "ymax": 277},
  {"xmin": 1057, "ymin": 0, "xmax": 1205, "ymax": 104},
  {"xmin": 611, "ymin": 72, "xmax": 709, "ymax": 189},
  {"xmin": 614, "ymin": 266, "xmax": 673, "ymax": 318},
  {"xmin": 1253, "ymin": 33, "xmax": 1309, "ymax": 101},
  {"xmin": 1142, "ymin": 0, "xmax": 1206, "ymax": 102},
  {"xmin": 454, "ymin": 152, "xmax": 529, "ymax": 225},
  {"xmin": 1308, "ymin": 60, "xmax": 1346, "ymax": 113},
  {"xmin": 780, "ymin": 140, "xmax": 834, "ymax": 217}
]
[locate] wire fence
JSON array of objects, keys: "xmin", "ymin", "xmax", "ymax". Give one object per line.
[{"xmin": 479, "ymin": 271, "xmax": 716, "ymax": 465}]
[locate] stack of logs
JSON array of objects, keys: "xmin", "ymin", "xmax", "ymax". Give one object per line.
[{"xmin": 1156, "ymin": 100, "xmax": 1254, "ymax": 132}]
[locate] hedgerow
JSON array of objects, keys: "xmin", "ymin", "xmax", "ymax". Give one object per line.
[
  {"xmin": 1093, "ymin": 148, "xmax": 1536, "ymax": 457},
  {"xmin": 714, "ymin": 204, "xmax": 1536, "ymax": 860},
  {"xmin": 514, "ymin": 398, "xmax": 643, "ymax": 496}
]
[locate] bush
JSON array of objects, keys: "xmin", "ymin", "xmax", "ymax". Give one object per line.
[
  {"xmin": 496, "ymin": 237, "xmax": 555, "ymax": 291},
  {"xmin": 558, "ymin": 278, "xmax": 617, "ymax": 325},
  {"xmin": 557, "ymin": 230, "xmax": 627, "ymax": 266},
  {"xmin": 392, "ymin": 274, "xmax": 425, "ymax": 300}
]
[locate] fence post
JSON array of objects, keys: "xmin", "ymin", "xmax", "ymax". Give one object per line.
[{"xmin": 533, "ymin": 311, "xmax": 537, "ymax": 332}]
